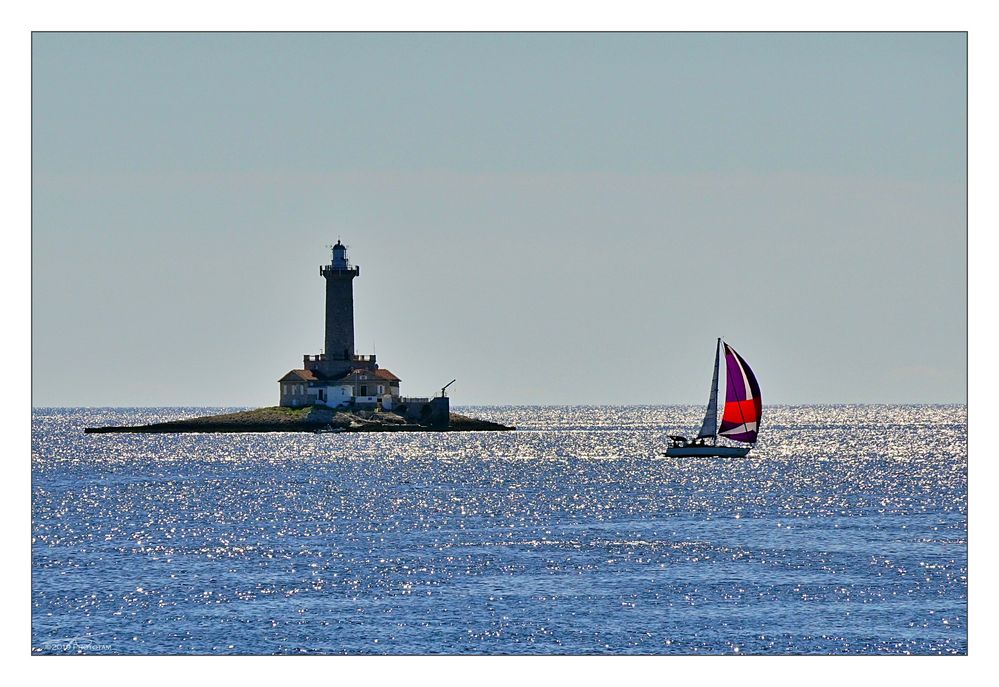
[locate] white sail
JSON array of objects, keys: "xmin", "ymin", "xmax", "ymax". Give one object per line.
[{"xmin": 696, "ymin": 338, "xmax": 722, "ymax": 439}]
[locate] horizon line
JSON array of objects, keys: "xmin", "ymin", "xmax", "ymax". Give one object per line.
[{"xmin": 31, "ymin": 401, "xmax": 969, "ymax": 409}]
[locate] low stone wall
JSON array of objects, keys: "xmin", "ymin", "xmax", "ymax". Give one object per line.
[{"xmin": 400, "ymin": 397, "xmax": 450, "ymax": 428}]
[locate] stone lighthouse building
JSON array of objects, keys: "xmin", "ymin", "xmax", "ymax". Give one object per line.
[
  {"xmin": 321, "ymin": 240, "xmax": 358, "ymax": 371},
  {"xmin": 278, "ymin": 241, "xmax": 402, "ymax": 409}
]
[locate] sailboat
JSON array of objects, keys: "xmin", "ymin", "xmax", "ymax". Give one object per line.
[{"xmin": 664, "ymin": 339, "xmax": 762, "ymax": 458}]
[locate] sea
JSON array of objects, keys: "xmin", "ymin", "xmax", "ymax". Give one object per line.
[{"xmin": 31, "ymin": 405, "xmax": 967, "ymax": 655}]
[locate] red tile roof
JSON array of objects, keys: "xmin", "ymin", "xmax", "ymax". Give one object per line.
[
  {"xmin": 371, "ymin": 368, "xmax": 401, "ymax": 382},
  {"xmin": 278, "ymin": 369, "xmax": 318, "ymax": 382},
  {"xmin": 337, "ymin": 367, "xmax": 401, "ymax": 382},
  {"xmin": 280, "ymin": 367, "xmax": 401, "ymax": 383}
]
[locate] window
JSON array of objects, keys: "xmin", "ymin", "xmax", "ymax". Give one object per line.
[{"xmin": 378, "ymin": 385, "xmax": 384, "ymax": 395}]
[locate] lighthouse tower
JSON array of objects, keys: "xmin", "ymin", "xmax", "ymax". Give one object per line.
[
  {"xmin": 278, "ymin": 240, "xmax": 406, "ymax": 410},
  {"xmin": 319, "ymin": 240, "xmax": 360, "ymax": 374}
]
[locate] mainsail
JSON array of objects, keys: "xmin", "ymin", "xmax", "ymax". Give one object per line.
[
  {"xmin": 696, "ymin": 338, "xmax": 721, "ymax": 439},
  {"xmin": 718, "ymin": 343, "xmax": 762, "ymax": 444}
]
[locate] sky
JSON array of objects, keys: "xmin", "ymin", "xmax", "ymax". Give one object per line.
[{"xmin": 31, "ymin": 32, "xmax": 967, "ymax": 406}]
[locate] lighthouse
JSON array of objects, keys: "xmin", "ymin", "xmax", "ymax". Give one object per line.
[
  {"xmin": 275, "ymin": 240, "xmax": 454, "ymax": 426},
  {"xmin": 320, "ymin": 240, "xmax": 359, "ymax": 366},
  {"xmin": 279, "ymin": 240, "xmax": 402, "ymax": 409}
]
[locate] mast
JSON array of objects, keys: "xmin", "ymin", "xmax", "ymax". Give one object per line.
[{"xmin": 696, "ymin": 338, "xmax": 722, "ymax": 444}]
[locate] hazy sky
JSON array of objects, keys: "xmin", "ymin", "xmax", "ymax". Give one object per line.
[{"xmin": 31, "ymin": 32, "xmax": 966, "ymax": 406}]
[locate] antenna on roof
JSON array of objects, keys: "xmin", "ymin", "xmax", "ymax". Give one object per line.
[{"xmin": 440, "ymin": 379, "xmax": 456, "ymax": 398}]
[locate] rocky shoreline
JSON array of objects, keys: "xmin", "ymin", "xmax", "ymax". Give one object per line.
[{"xmin": 84, "ymin": 405, "xmax": 515, "ymax": 434}]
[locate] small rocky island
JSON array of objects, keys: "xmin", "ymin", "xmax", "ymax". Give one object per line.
[
  {"xmin": 85, "ymin": 405, "xmax": 514, "ymax": 434},
  {"xmin": 86, "ymin": 241, "xmax": 514, "ymax": 436}
]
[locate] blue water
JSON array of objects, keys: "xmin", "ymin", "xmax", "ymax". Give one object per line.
[{"xmin": 32, "ymin": 405, "xmax": 967, "ymax": 655}]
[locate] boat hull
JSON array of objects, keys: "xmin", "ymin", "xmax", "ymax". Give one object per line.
[{"xmin": 663, "ymin": 445, "xmax": 751, "ymax": 458}]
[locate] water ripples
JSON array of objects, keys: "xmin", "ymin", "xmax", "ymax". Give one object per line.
[{"xmin": 32, "ymin": 405, "xmax": 966, "ymax": 654}]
